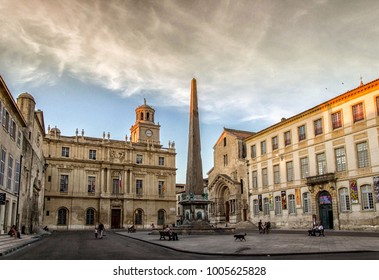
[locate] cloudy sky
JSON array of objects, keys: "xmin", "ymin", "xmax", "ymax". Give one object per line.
[{"xmin": 1, "ymin": 0, "xmax": 379, "ymax": 183}]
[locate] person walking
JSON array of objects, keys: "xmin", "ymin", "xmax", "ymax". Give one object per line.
[
  {"xmin": 94, "ymin": 226, "xmax": 98, "ymax": 239},
  {"xmin": 98, "ymin": 223, "xmax": 105, "ymax": 239}
]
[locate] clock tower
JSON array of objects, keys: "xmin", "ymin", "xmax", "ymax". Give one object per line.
[{"xmin": 130, "ymin": 99, "xmax": 160, "ymax": 144}]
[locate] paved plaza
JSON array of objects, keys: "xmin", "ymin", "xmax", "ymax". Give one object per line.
[
  {"xmin": 117, "ymin": 229, "xmax": 379, "ymax": 256},
  {"xmin": 2, "ymin": 228, "xmax": 378, "ymax": 257}
]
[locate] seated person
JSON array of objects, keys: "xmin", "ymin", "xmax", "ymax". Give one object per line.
[{"xmin": 164, "ymin": 225, "xmax": 172, "ymax": 236}]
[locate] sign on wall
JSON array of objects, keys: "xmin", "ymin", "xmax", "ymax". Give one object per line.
[{"xmin": 349, "ymin": 180, "xmax": 359, "ymax": 203}]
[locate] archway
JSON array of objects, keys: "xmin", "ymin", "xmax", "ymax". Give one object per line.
[{"xmin": 318, "ymin": 191, "xmax": 334, "ymax": 229}]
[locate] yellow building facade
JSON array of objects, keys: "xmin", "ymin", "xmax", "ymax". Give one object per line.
[
  {"xmin": 43, "ymin": 101, "xmax": 177, "ymax": 230},
  {"xmin": 246, "ymin": 79, "xmax": 379, "ymax": 230}
]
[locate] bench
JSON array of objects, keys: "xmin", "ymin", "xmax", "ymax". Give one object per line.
[
  {"xmin": 159, "ymin": 231, "xmax": 178, "ymax": 241},
  {"xmin": 308, "ymin": 228, "xmax": 325, "ymax": 236},
  {"xmin": 127, "ymin": 226, "xmax": 136, "ymax": 233}
]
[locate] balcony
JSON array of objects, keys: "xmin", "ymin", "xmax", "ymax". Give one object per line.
[{"xmin": 306, "ymin": 173, "xmax": 336, "ymax": 186}]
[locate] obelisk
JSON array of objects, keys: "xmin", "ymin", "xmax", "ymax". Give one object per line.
[{"xmin": 186, "ymin": 78, "xmax": 204, "ymax": 196}]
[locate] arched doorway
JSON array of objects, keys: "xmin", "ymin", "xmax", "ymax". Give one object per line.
[
  {"xmin": 318, "ymin": 191, "xmax": 333, "ymax": 229},
  {"xmin": 157, "ymin": 209, "xmax": 165, "ymax": 226}
]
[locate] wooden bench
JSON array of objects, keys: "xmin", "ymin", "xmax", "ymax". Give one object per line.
[{"xmin": 159, "ymin": 231, "xmax": 178, "ymax": 241}]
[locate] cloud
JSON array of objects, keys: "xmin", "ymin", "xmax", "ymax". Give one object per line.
[{"xmin": 1, "ymin": 0, "xmax": 379, "ymax": 129}]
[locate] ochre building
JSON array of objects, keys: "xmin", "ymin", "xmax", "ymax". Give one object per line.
[{"xmin": 246, "ymin": 78, "xmax": 379, "ymax": 231}]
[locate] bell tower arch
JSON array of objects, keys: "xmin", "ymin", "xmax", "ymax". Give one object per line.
[{"xmin": 130, "ymin": 99, "xmax": 160, "ymax": 144}]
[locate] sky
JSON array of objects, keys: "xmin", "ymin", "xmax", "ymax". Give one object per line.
[{"xmin": 1, "ymin": 0, "xmax": 379, "ymax": 184}]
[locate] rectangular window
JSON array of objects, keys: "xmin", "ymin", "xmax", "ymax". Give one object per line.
[
  {"xmin": 88, "ymin": 176, "xmax": 96, "ymax": 193},
  {"xmin": 272, "ymin": 136, "xmax": 278, "ymax": 151},
  {"xmin": 136, "ymin": 154, "xmax": 143, "ymax": 164},
  {"xmin": 316, "ymin": 153, "xmax": 327, "ymax": 175},
  {"xmin": 361, "ymin": 185, "xmax": 374, "ymax": 210},
  {"xmin": 376, "ymin": 96, "xmax": 379, "ymax": 116},
  {"xmin": 61, "ymin": 147, "xmax": 70, "ymax": 157},
  {"xmin": 158, "ymin": 181, "xmax": 165, "ymax": 196},
  {"xmin": 339, "ymin": 188, "xmax": 350, "ymax": 212},
  {"xmin": 275, "ymin": 196, "xmax": 282, "ymax": 215},
  {"xmin": 357, "ymin": 142, "xmax": 369, "ymax": 168},
  {"xmin": 253, "ymin": 199, "xmax": 259, "ymax": 216},
  {"xmin": 89, "ymin": 150, "xmax": 96, "ymax": 160},
  {"xmin": 223, "ymin": 154, "xmax": 228, "ymax": 166},
  {"xmin": 136, "ymin": 180, "xmax": 143, "ymax": 195},
  {"xmin": 314, "ymin": 118, "xmax": 323, "ymax": 136},
  {"xmin": 60, "ymin": 175, "xmax": 68, "ymax": 192},
  {"xmin": 262, "ymin": 168, "xmax": 268, "ymax": 187},
  {"xmin": 288, "ymin": 194, "xmax": 296, "ymax": 214},
  {"xmin": 273, "ymin": 164, "xmax": 280, "ymax": 184},
  {"xmin": 2, "ymin": 107, "xmax": 10, "ymax": 131},
  {"xmin": 286, "ymin": 161, "xmax": 293, "ymax": 182},
  {"xmin": 335, "ymin": 147, "xmax": 346, "ymax": 172},
  {"xmin": 10, "ymin": 120, "xmax": 16, "ymax": 139},
  {"xmin": 298, "ymin": 125, "xmax": 306, "ymax": 141},
  {"xmin": 112, "ymin": 178, "xmax": 120, "ymax": 194},
  {"xmin": 300, "ymin": 157, "xmax": 308, "ymax": 179},
  {"xmin": 303, "ymin": 192, "xmax": 311, "ymax": 213},
  {"xmin": 261, "ymin": 141, "xmax": 266, "ymax": 155},
  {"xmin": 17, "ymin": 129, "xmax": 22, "ymax": 147},
  {"xmin": 263, "ymin": 198, "xmax": 270, "ymax": 215},
  {"xmin": 284, "ymin": 131, "xmax": 291, "ymax": 146},
  {"xmin": 159, "ymin": 157, "xmax": 165, "ymax": 166},
  {"xmin": 0, "ymin": 148, "xmax": 6, "ymax": 186},
  {"xmin": 7, "ymin": 155, "xmax": 13, "ymax": 190},
  {"xmin": 352, "ymin": 102, "xmax": 364, "ymax": 122},
  {"xmin": 332, "ymin": 111, "xmax": 342, "ymax": 129},
  {"xmin": 251, "ymin": 145, "xmax": 256, "ymax": 158},
  {"xmin": 252, "ymin": 171, "xmax": 258, "ymax": 188},
  {"xmin": 14, "ymin": 160, "xmax": 20, "ymax": 193}
]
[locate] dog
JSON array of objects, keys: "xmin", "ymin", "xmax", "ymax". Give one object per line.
[{"xmin": 234, "ymin": 233, "xmax": 246, "ymax": 241}]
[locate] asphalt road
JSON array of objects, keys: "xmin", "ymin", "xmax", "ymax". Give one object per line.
[{"xmin": 1, "ymin": 230, "xmax": 379, "ymax": 260}]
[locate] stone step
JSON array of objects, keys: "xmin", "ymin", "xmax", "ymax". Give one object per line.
[{"xmin": 0, "ymin": 234, "xmax": 40, "ymax": 256}]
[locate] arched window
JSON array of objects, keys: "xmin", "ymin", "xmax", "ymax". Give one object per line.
[
  {"xmin": 86, "ymin": 208, "xmax": 95, "ymax": 225},
  {"xmin": 303, "ymin": 192, "xmax": 311, "ymax": 213},
  {"xmin": 135, "ymin": 209, "xmax": 144, "ymax": 225},
  {"xmin": 275, "ymin": 196, "xmax": 282, "ymax": 215},
  {"xmin": 339, "ymin": 188, "xmax": 351, "ymax": 212},
  {"xmin": 157, "ymin": 209, "xmax": 165, "ymax": 225},
  {"xmin": 288, "ymin": 194, "xmax": 296, "ymax": 214},
  {"xmin": 57, "ymin": 208, "xmax": 67, "ymax": 225},
  {"xmin": 361, "ymin": 185, "xmax": 374, "ymax": 210}
]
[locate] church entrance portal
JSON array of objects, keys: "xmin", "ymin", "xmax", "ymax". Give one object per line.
[{"xmin": 318, "ymin": 191, "xmax": 333, "ymax": 229}]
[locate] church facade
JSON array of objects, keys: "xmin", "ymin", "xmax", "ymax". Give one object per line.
[
  {"xmin": 207, "ymin": 128, "xmax": 254, "ymax": 226},
  {"xmin": 42, "ymin": 101, "xmax": 177, "ymax": 230},
  {"xmin": 246, "ymin": 78, "xmax": 379, "ymax": 230}
]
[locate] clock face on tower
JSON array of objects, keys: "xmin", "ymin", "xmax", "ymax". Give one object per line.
[{"xmin": 145, "ymin": 129, "xmax": 153, "ymax": 137}]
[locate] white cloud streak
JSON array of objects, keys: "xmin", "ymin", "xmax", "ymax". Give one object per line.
[{"xmin": 1, "ymin": 0, "xmax": 379, "ymax": 129}]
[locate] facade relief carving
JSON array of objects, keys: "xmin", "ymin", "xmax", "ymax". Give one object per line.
[{"xmin": 110, "ymin": 150, "xmax": 126, "ymax": 162}]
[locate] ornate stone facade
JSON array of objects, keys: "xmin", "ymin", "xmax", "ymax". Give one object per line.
[
  {"xmin": 43, "ymin": 101, "xmax": 176, "ymax": 230},
  {"xmin": 208, "ymin": 128, "xmax": 254, "ymax": 225}
]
